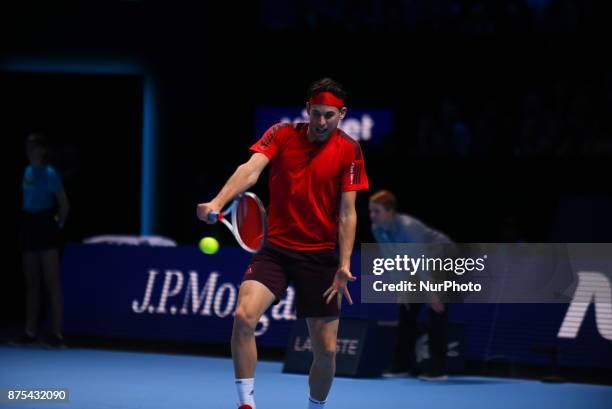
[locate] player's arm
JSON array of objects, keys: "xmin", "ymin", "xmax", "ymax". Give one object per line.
[
  {"xmin": 324, "ymin": 190, "xmax": 358, "ymax": 307},
  {"xmin": 197, "ymin": 152, "xmax": 269, "ymax": 223},
  {"xmin": 338, "ymin": 190, "xmax": 357, "ymax": 271},
  {"xmin": 54, "ymin": 188, "xmax": 70, "ymax": 229}
]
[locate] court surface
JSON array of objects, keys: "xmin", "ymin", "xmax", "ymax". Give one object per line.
[{"xmin": 1, "ymin": 346, "xmax": 611, "ymax": 409}]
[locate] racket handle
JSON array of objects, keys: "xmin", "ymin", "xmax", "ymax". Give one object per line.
[{"xmin": 207, "ymin": 212, "xmax": 219, "ymax": 223}]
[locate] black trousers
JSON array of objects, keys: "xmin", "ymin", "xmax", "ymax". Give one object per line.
[{"xmin": 391, "ymin": 303, "xmax": 448, "ymax": 374}]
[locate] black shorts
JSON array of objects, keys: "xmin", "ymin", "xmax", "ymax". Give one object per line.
[
  {"xmin": 20, "ymin": 209, "xmax": 62, "ymax": 252},
  {"xmin": 244, "ymin": 242, "xmax": 340, "ymax": 319}
]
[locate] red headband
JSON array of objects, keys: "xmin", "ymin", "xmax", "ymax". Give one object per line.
[{"xmin": 308, "ymin": 91, "xmax": 345, "ymax": 109}]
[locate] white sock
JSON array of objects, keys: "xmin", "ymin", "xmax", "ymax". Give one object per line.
[
  {"xmin": 308, "ymin": 396, "xmax": 326, "ymax": 409},
  {"xmin": 235, "ymin": 378, "xmax": 255, "ymax": 408}
]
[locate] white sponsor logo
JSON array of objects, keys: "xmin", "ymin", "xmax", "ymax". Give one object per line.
[
  {"xmin": 280, "ymin": 109, "xmax": 375, "ymax": 141},
  {"xmin": 416, "ymin": 334, "xmax": 460, "ymax": 363},
  {"xmin": 293, "ymin": 336, "xmax": 360, "ymax": 355},
  {"xmin": 558, "ymin": 271, "xmax": 612, "ymax": 341},
  {"xmin": 132, "ymin": 269, "xmax": 296, "ymax": 336}
]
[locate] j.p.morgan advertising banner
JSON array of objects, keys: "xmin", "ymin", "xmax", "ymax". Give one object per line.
[
  {"xmin": 61, "ymin": 244, "xmax": 304, "ymax": 347},
  {"xmin": 61, "ymin": 243, "xmax": 612, "ymax": 369}
]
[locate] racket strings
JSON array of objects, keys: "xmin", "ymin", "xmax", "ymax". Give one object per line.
[{"xmin": 236, "ymin": 196, "xmax": 265, "ymax": 251}]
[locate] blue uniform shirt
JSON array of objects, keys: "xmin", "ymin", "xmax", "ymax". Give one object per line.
[
  {"xmin": 22, "ymin": 165, "xmax": 62, "ymax": 212},
  {"xmin": 372, "ymin": 213, "xmax": 451, "ymax": 244},
  {"xmin": 372, "ymin": 213, "xmax": 453, "ymax": 302}
]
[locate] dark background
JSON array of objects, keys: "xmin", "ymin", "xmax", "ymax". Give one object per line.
[{"xmin": 2, "ymin": 1, "xmax": 612, "ymax": 327}]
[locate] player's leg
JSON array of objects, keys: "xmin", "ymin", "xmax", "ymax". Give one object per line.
[
  {"xmin": 232, "ymin": 279, "xmax": 276, "ymax": 378},
  {"xmin": 232, "ymin": 243, "xmax": 289, "ymax": 409},
  {"xmin": 287, "ymin": 246, "xmax": 339, "ymax": 408},
  {"xmin": 40, "ymin": 248, "xmax": 64, "ymax": 339},
  {"xmin": 231, "ymin": 280, "xmax": 275, "ymax": 409},
  {"xmin": 306, "ymin": 317, "xmax": 339, "ymax": 404},
  {"xmin": 22, "ymin": 251, "xmax": 41, "ymax": 338},
  {"xmin": 384, "ymin": 303, "xmax": 421, "ymax": 377},
  {"xmin": 421, "ymin": 303, "xmax": 449, "ymax": 380},
  {"xmin": 403, "ymin": 303, "xmax": 422, "ymax": 373}
]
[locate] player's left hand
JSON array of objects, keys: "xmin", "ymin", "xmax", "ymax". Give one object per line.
[
  {"xmin": 430, "ymin": 300, "xmax": 445, "ymax": 313},
  {"xmin": 323, "ymin": 267, "xmax": 357, "ymax": 309},
  {"xmin": 429, "ymin": 294, "xmax": 445, "ymax": 313}
]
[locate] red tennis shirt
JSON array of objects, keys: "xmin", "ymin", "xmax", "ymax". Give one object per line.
[{"xmin": 250, "ymin": 122, "xmax": 369, "ymax": 251}]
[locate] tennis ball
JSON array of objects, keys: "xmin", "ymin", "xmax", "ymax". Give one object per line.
[{"xmin": 199, "ymin": 236, "xmax": 219, "ymax": 255}]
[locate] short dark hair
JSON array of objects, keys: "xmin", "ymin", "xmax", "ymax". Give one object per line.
[
  {"xmin": 26, "ymin": 132, "xmax": 50, "ymax": 163},
  {"xmin": 26, "ymin": 132, "xmax": 48, "ymax": 148},
  {"xmin": 370, "ymin": 190, "xmax": 397, "ymax": 211},
  {"xmin": 307, "ymin": 78, "xmax": 347, "ymax": 101}
]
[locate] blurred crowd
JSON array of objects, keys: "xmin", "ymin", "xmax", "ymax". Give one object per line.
[
  {"xmin": 415, "ymin": 72, "xmax": 612, "ymax": 157},
  {"xmin": 259, "ymin": 0, "xmax": 606, "ymax": 36},
  {"xmin": 258, "ymin": 0, "xmax": 611, "ymax": 158}
]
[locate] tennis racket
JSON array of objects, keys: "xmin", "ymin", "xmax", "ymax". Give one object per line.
[{"xmin": 207, "ymin": 192, "xmax": 267, "ymax": 253}]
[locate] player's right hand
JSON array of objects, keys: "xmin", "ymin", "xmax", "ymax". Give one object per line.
[{"xmin": 196, "ymin": 201, "xmax": 220, "ymax": 224}]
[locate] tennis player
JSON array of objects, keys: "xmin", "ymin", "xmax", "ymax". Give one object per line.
[{"xmin": 197, "ymin": 78, "xmax": 369, "ymax": 409}]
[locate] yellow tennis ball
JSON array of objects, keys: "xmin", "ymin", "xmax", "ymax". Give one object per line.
[{"xmin": 199, "ymin": 236, "xmax": 219, "ymax": 255}]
